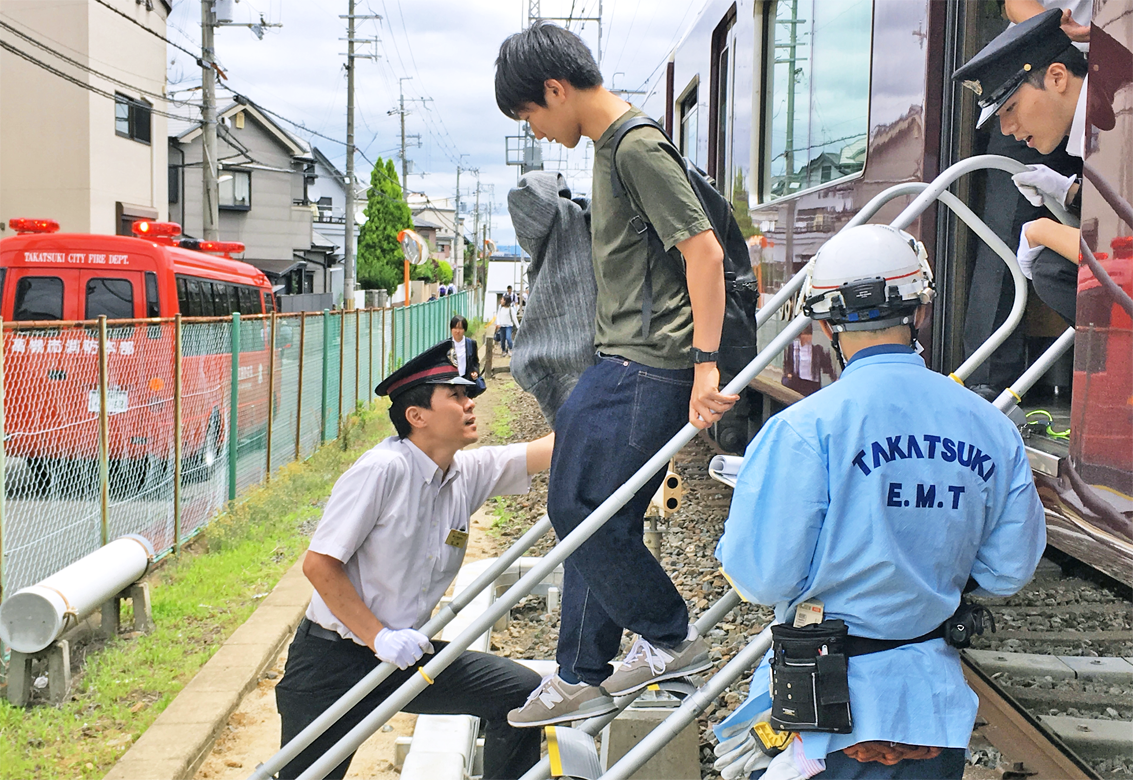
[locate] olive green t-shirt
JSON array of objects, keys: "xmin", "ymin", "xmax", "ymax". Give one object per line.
[{"xmin": 591, "ymin": 107, "xmax": 712, "ymax": 369}]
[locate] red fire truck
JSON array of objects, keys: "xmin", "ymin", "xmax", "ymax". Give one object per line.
[{"xmin": 0, "ymin": 218, "xmax": 276, "ymax": 487}]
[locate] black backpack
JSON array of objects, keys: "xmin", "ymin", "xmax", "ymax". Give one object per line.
[{"xmin": 610, "ymin": 116, "xmax": 759, "ymax": 381}]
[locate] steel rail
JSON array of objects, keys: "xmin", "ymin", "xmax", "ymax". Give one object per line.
[{"xmin": 962, "ymin": 656, "xmax": 1095, "ymax": 780}]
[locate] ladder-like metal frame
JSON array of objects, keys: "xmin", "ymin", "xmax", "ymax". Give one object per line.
[{"xmin": 248, "ymin": 155, "xmax": 1076, "ymax": 780}]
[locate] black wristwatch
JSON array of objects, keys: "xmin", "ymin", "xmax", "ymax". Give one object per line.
[{"xmin": 691, "ymin": 348, "xmax": 719, "ymax": 364}]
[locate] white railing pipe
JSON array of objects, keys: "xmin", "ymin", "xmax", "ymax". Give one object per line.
[
  {"xmin": 0, "ymin": 534, "xmax": 153, "ymax": 653},
  {"xmin": 248, "ymin": 515, "xmax": 552, "ymax": 780},
  {"xmin": 517, "ymin": 589, "xmax": 744, "ymax": 780},
  {"xmin": 600, "ymin": 626, "xmax": 774, "ymax": 780},
  {"xmin": 994, "ymin": 327, "xmax": 1076, "ymax": 412},
  {"xmin": 294, "ymin": 317, "xmax": 812, "ymax": 780}
]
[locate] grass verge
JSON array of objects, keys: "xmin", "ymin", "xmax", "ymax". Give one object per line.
[{"xmin": 0, "ymin": 404, "xmax": 393, "ymax": 780}]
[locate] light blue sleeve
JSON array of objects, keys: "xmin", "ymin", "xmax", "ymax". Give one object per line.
[
  {"xmin": 716, "ymin": 417, "xmax": 828, "ymax": 607},
  {"xmin": 970, "ymin": 440, "xmax": 1047, "ymax": 597}
]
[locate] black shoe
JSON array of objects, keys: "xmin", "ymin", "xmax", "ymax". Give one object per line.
[{"xmin": 969, "ymin": 384, "xmax": 1000, "ymax": 403}]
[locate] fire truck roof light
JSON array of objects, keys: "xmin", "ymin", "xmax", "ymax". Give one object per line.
[
  {"xmin": 132, "ymin": 220, "xmax": 182, "ymax": 238},
  {"xmin": 9, "ymin": 218, "xmax": 60, "ymax": 234},
  {"xmin": 180, "ymin": 239, "xmax": 245, "ymax": 255}
]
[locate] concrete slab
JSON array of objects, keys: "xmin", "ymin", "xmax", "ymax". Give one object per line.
[
  {"xmin": 1058, "ymin": 656, "xmax": 1133, "ymax": 682},
  {"xmin": 600, "ymin": 707, "xmax": 700, "ymax": 779},
  {"xmin": 102, "ymin": 557, "xmax": 312, "ymax": 780},
  {"xmin": 1038, "ymin": 715, "xmax": 1133, "ymax": 759},
  {"xmin": 400, "ymin": 750, "xmax": 466, "ymax": 778},
  {"xmin": 963, "ymin": 649, "xmax": 1076, "ymax": 679}
]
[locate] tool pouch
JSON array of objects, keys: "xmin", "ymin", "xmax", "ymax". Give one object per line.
[
  {"xmin": 942, "ymin": 601, "xmax": 996, "ymax": 649},
  {"xmin": 769, "ymin": 620, "xmax": 853, "ymax": 734}
]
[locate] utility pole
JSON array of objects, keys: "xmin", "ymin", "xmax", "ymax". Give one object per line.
[
  {"xmin": 340, "ymin": 2, "xmax": 380, "ymax": 310},
  {"xmin": 399, "ymin": 77, "xmax": 410, "ymax": 198},
  {"xmin": 201, "ymin": 0, "xmax": 219, "ymax": 240},
  {"xmin": 454, "ymin": 156, "xmax": 467, "ymax": 289}
]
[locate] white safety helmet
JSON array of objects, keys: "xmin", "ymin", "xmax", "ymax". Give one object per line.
[{"xmin": 801, "ymin": 224, "xmax": 934, "ymax": 332}]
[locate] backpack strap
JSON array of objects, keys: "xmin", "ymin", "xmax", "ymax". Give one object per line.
[{"xmin": 609, "ymin": 117, "xmax": 686, "ymax": 339}]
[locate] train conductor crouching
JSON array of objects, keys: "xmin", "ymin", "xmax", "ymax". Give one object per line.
[
  {"xmin": 953, "ymin": 9, "xmax": 1088, "ymax": 326},
  {"xmin": 274, "ymin": 340, "xmax": 553, "ymax": 779},
  {"xmin": 712, "ymin": 225, "xmax": 1046, "ymax": 779}
]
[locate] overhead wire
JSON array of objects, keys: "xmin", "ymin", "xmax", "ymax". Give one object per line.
[
  {"xmin": 0, "ymin": 38, "xmax": 198, "ymax": 122},
  {"xmin": 91, "ymin": 0, "xmax": 200, "ymax": 61},
  {"xmin": 0, "ymin": 19, "xmax": 183, "ymax": 105}
]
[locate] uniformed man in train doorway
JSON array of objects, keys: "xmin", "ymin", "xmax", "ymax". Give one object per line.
[
  {"xmin": 712, "ymin": 225, "xmax": 1046, "ymax": 780},
  {"xmin": 274, "ymin": 341, "xmax": 553, "ymax": 779},
  {"xmin": 954, "ymin": 8, "xmax": 1092, "ymax": 401}
]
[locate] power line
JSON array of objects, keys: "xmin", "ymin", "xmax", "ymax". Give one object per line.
[
  {"xmin": 91, "ymin": 0, "xmax": 200, "ymax": 62},
  {"xmin": 0, "ymin": 38, "xmax": 198, "ymax": 122},
  {"xmin": 0, "ymin": 20, "xmax": 181, "ymax": 104}
]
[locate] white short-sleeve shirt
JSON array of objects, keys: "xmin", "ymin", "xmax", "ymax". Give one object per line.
[{"xmin": 306, "ymin": 436, "xmax": 531, "ymax": 644}]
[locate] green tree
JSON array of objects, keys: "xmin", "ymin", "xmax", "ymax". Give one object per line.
[
  {"xmin": 411, "ymin": 259, "xmax": 453, "ymax": 284},
  {"xmin": 357, "ymin": 158, "xmax": 412, "ymax": 293}
]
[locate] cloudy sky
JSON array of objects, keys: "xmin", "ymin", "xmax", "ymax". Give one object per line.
[{"xmin": 165, "ymin": 0, "xmax": 709, "ymax": 249}]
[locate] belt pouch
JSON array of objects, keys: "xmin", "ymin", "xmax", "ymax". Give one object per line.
[{"xmin": 769, "ymin": 619, "xmax": 853, "ymax": 734}]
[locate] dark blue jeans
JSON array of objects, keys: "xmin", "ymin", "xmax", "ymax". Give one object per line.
[
  {"xmin": 499, "ymin": 326, "xmax": 514, "ymax": 353},
  {"xmin": 548, "ymin": 354, "xmax": 693, "ymax": 686}
]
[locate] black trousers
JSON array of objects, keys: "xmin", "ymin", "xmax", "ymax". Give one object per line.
[
  {"xmin": 964, "ymin": 130, "xmax": 1079, "ymax": 388},
  {"xmin": 275, "ymin": 621, "xmax": 542, "ymax": 779}
]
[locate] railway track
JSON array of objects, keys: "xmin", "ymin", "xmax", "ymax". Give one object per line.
[{"xmin": 963, "ymin": 556, "xmax": 1133, "ymax": 779}]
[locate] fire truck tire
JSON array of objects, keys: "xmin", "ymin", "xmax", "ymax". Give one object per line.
[{"xmin": 183, "ymin": 411, "xmax": 224, "ymax": 484}]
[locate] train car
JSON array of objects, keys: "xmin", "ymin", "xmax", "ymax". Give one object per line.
[
  {"xmin": 0, "ymin": 218, "xmax": 278, "ymax": 485},
  {"xmin": 649, "ymin": 0, "xmax": 1131, "ymax": 583}
]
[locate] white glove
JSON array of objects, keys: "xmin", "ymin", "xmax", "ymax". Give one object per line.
[
  {"xmin": 1012, "ymin": 165, "xmax": 1076, "ymax": 208},
  {"xmin": 373, "ymin": 627, "xmax": 434, "ymax": 670},
  {"xmin": 1016, "ymin": 221, "xmax": 1044, "ymax": 280},
  {"xmin": 713, "ymin": 710, "xmax": 774, "ymax": 780}
]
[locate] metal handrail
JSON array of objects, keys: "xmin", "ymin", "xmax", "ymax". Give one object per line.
[{"xmin": 264, "ymin": 157, "xmax": 1070, "ymax": 780}]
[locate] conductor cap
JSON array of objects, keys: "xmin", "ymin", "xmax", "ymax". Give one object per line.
[
  {"xmin": 375, "ymin": 340, "xmax": 475, "ymax": 399},
  {"xmin": 952, "ymin": 9, "xmax": 1074, "ymax": 129}
]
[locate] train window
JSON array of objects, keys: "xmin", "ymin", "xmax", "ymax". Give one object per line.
[
  {"xmin": 709, "ymin": 8, "xmax": 737, "ymax": 188},
  {"xmin": 763, "ymin": 0, "xmax": 872, "ymax": 201},
  {"xmin": 14, "ymin": 276, "xmax": 63, "ymax": 321},
  {"xmin": 679, "ymin": 85, "xmax": 700, "ymax": 166},
  {"xmin": 145, "ymin": 272, "xmax": 160, "ymax": 318},
  {"xmin": 85, "ymin": 278, "xmax": 134, "ymax": 320}
]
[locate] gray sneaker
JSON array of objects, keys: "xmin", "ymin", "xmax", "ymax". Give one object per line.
[
  {"xmin": 601, "ymin": 629, "xmax": 712, "ymax": 696},
  {"xmin": 507, "ymin": 674, "xmax": 617, "ymax": 727}
]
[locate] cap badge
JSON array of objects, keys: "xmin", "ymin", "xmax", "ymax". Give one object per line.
[
  {"xmin": 447, "ymin": 346, "xmax": 459, "ymax": 368},
  {"xmin": 961, "ymin": 79, "xmax": 983, "ymax": 96}
]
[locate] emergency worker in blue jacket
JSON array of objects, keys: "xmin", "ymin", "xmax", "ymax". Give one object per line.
[{"xmin": 714, "ymin": 225, "xmax": 1046, "ymax": 779}]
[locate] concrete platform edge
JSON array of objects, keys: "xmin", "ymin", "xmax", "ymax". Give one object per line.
[{"xmin": 103, "ymin": 555, "xmax": 311, "ymax": 780}]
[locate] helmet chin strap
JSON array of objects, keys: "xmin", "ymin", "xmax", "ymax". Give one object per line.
[{"xmin": 830, "ymin": 324, "xmax": 920, "ymax": 372}]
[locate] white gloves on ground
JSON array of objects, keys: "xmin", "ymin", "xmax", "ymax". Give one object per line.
[
  {"xmin": 374, "ymin": 627, "xmax": 434, "ymax": 669},
  {"xmin": 1017, "ymin": 221, "xmax": 1043, "ymax": 280},
  {"xmin": 1012, "ymin": 164, "xmax": 1076, "ymax": 208},
  {"xmin": 712, "ymin": 709, "xmax": 774, "ymax": 780}
]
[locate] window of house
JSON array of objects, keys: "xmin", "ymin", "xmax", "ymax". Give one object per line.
[
  {"xmin": 14, "ymin": 276, "xmax": 63, "ymax": 321},
  {"xmin": 763, "ymin": 0, "xmax": 872, "ymax": 201},
  {"xmin": 169, "ymin": 165, "xmax": 180, "ymax": 204},
  {"xmin": 85, "ymin": 278, "xmax": 134, "ymax": 320},
  {"xmin": 317, "ymin": 196, "xmax": 333, "ymax": 217},
  {"xmin": 219, "ymin": 169, "xmax": 251, "ymax": 210},
  {"xmin": 115, "ymin": 93, "xmax": 152, "ymax": 144},
  {"xmin": 679, "ymin": 85, "xmax": 700, "ymax": 167}
]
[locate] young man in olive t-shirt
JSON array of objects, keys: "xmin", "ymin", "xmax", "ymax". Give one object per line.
[{"xmin": 495, "ymin": 22, "xmax": 739, "ymax": 726}]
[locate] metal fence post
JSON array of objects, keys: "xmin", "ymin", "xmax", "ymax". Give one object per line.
[
  {"xmin": 266, "ymin": 312, "xmax": 276, "ymax": 480},
  {"xmin": 228, "ymin": 312, "xmax": 241, "ymax": 503},
  {"xmin": 173, "ymin": 315, "xmax": 183, "ymax": 553},
  {"xmin": 0, "ymin": 317, "xmax": 6, "ymax": 596},
  {"xmin": 296, "ymin": 312, "xmax": 306, "ymax": 461},
  {"xmin": 355, "ymin": 309, "xmax": 361, "ymax": 411},
  {"xmin": 390, "ymin": 305, "xmax": 396, "ymax": 372},
  {"xmin": 368, "ymin": 309, "xmax": 374, "ymax": 405},
  {"xmin": 321, "ymin": 309, "xmax": 331, "ymax": 443},
  {"xmin": 98, "ymin": 315, "xmax": 110, "ymax": 546},
  {"xmin": 338, "ymin": 310, "xmax": 346, "ymax": 436}
]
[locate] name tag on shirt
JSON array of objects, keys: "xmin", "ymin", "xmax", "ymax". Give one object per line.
[
  {"xmin": 793, "ymin": 599, "xmax": 825, "ymax": 627},
  {"xmin": 445, "ymin": 529, "xmax": 469, "ymax": 549}
]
